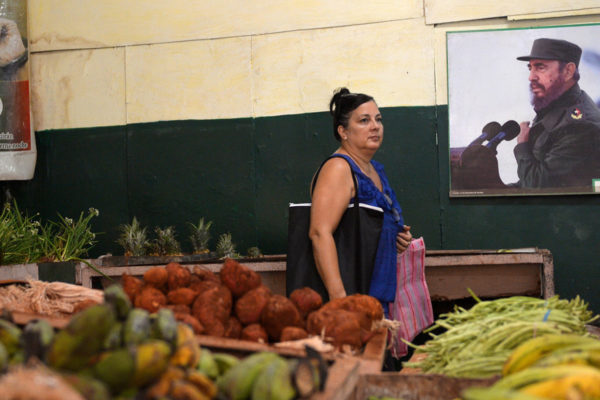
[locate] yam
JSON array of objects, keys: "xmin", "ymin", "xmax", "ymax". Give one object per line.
[
  {"xmin": 224, "ymin": 316, "xmax": 242, "ymax": 339},
  {"xmin": 220, "ymin": 258, "xmax": 261, "ymax": 298},
  {"xmin": 143, "ymin": 267, "xmax": 168, "ymax": 291},
  {"xmin": 165, "ymin": 262, "xmax": 191, "ymax": 291},
  {"xmin": 234, "ymin": 285, "xmax": 271, "ymax": 325},
  {"xmin": 134, "ymin": 286, "xmax": 167, "ymax": 313},
  {"xmin": 260, "ymin": 294, "xmax": 303, "ymax": 341},
  {"xmin": 165, "ymin": 304, "xmax": 191, "ymax": 315},
  {"xmin": 280, "ymin": 326, "xmax": 308, "ymax": 342},
  {"xmin": 191, "ymin": 266, "xmax": 220, "ymax": 283},
  {"xmin": 175, "ymin": 314, "xmax": 204, "ymax": 335},
  {"xmin": 121, "ymin": 273, "xmax": 143, "ymax": 303},
  {"xmin": 241, "ymin": 323, "xmax": 268, "ymax": 343},
  {"xmin": 306, "ymin": 308, "xmax": 363, "ymax": 349},
  {"xmin": 167, "ymin": 288, "xmax": 198, "ymax": 306},
  {"xmin": 289, "ymin": 287, "xmax": 323, "ymax": 318}
]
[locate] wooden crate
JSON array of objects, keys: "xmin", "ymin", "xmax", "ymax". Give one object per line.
[{"xmin": 76, "ymin": 249, "xmax": 554, "ymax": 300}]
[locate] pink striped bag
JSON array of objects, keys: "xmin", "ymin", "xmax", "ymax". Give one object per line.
[{"xmin": 389, "ymin": 237, "xmax": 434, "ymax": 358}]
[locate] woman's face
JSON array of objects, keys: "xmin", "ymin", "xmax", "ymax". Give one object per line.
[{"xmin": 339, "ymin": 100, "xmax": 383, "ymax": 152}]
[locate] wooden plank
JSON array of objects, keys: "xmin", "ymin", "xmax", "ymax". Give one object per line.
[
  {"xmin": 311, "ymin": 357, "xmax": 360, "ymax": 400},
  {"xmin": 357, "ymin": 329, "xmax": 387, "ymax": 375},
  {"xmin": 355, "ymin": 373, "xmax": 498, "ymax": 400}
]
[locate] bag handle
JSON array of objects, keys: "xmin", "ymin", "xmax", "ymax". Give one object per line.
[{"xmin": 310, "ymin": 155, "xmax": 359, "ymax": 209}]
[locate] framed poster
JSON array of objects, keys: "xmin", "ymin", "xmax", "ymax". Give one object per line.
[{"xmin": 448, "ymin": 23, "xmax": 600, "ymax": 197}]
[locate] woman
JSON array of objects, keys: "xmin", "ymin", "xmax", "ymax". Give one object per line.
[{"xmin": 309, "ymin": 87, "xmax": 412, "ymax": 314}]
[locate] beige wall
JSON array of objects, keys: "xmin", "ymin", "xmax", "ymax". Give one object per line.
[{"xmin": 28, "ymin": 0, "xmax": 600, "ymax": 130}]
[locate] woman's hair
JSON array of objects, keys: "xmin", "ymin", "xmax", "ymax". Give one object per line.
[{"xmin": 329, "ymin": 87, "xmax": 375, "ymax": 141}]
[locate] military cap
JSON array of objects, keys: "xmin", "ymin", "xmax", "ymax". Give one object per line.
[{"xmin": 517, "ymin": 38, "xmax": 582, "ymax": 67}]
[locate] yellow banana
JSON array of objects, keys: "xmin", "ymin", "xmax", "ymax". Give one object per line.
[
  {"xmin": 251, "ymin": 356, "xmax": 295, "ymax": 400},
  {"xmin": 145, "ymin": 366, "xmax": 186, "ymax": 399},
  {"xmin": 502, "ymin": 333, "xmax": 599, "ymax": 375},
  {"xmin": 462, "ymin": 386, "xmax": 548, "ymax": 400},
  {"xmin": 533, "ymin": 347, "xmax": 600, "ymax": 369},
  {"xmin": 217, "ymin": 351, "xmax": 279, "ymax": 400},
  {"xmin": 520, "ymin": 370, "xmax": 600, "ymax": 398}
]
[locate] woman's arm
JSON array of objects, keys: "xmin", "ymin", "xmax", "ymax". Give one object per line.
[{"xmin": 308, "ymin": 158, "xmax": 354, "ymax": 299}]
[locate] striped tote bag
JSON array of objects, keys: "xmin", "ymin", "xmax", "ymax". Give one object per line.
[{"xmin": 389, "ymin": 237, "xmax": 434, "ymax": 358}]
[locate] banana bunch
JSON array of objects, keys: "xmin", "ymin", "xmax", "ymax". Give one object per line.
[
  {"xmin": 215, "ymin": 349, "xmax": 326, "ymax": 400},
  {"xmin": 0, "ymin": 318, "xmax": 23, "ymax": 368}
]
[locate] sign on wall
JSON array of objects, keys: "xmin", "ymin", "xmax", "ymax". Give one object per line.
[
  {"xmin": 448, "ymin": 23, "xmax": 600, "ymax": 197},
  {"xmin": 0, "ymin": 0, "xmax": 35, "ymax": 181}
]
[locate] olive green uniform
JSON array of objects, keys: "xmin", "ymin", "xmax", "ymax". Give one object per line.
[{"xmin": 513, "ymin": 84, "xmax": 600, "ymax": 189}]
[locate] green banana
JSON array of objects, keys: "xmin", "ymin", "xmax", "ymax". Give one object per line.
[
  {"xmin": 212, "ymin": 352, "xmax": 241, "ymax": 376},
  {"xmin": 197, "ymin": 347, "xmax": 220, "ymax": 379},
  {"xmin": 217, "ymin": 351, "xmax": 279, "ymax": 400},
  {"xmin": 103, "ymin": 284, "xmax": 132, "ymax": 320},
  {"xmin": 0, "ymin": 318, "xmax": 22, "ymax": 356},
  {"xmin": 251, "ymin": 356, "xmax": 296, "ymax": 400},
  {"xmin": 92, "ymin": 348, "xmax": 135, "ymax": 394},
  {"xmin": 122, "ymin": 308, "xmax": 151, "ymax": 346},
  {"xmin": 502, "ymin": 333, "xmax": 599, "ymax": 375},
  {"xmin": 22, "ymin": 319, "xmax": 55, "ymax": 362},
  {"xmin": 47, "ymin": 304, "xmax": 117, "ymax": 371}
]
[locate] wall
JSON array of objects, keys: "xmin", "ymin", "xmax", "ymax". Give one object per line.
[{"xmin": 6, "ymin": 1, "xmax": 600, "ymax": 311}]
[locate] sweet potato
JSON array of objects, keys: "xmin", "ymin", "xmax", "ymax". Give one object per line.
[
  {"xmin": 224, "ymin": 316, "xmax": 242, "ymax": 339},
  {"xmin": 234, "ymin": 285, "xmax": 272, "ymax": 325},
  {"xmin": 175, "ymin": 313, "xmax": 205, "ymax": 335},
  {"xmin": 165, "ymin": 304, "xmax": 191, "ymax": 315},
  {"xmin": 192, "ymin": 266, "xmax": 220, "ymax": 283},
  {"xmin": 220, "ymin": 258, "xmax": 261, "ymax": 298},
  {"xmin": 260, "ymin": 294, "xmax": 303, "ymax": 341}
]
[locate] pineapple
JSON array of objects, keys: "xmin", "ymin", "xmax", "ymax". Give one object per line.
[
  {"xmin": 116, "ymin": 217, "xmax": 150, "ymax": 257},
  {"xmin": 216, "ymin": 232, "xmax": 239, "ymax": 259},
  {"xmin": 188, "ymin": 217, "xmax": 212, "ymax": 254},
  {"xmin": 246, "ymin": 246, "xmax": 262, "ymax": 258},
  {"xmin": 152, "ymin": 226, "xmax": 181, "ymax": 256}
]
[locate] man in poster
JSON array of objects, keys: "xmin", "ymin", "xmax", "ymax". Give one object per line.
[{"xmin": 513, "ymin": 38, "xmax": 600, "ymax": 190}]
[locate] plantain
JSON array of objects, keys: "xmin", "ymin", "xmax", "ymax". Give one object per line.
[
  {"xmin": 251, "ymin": 356, "xmax": 295, "ymax": 400},
  {"xmin": 0, "ymin": 318, "xmax": 22, "ymax": 356},
  {"xmin": 212, "ymin": 352, "xmax": 241, "ymax": 376},
  {"xmin": 150, "ymin": 308, "xmax": 178, "ymax": 347},
  {"xmin": 462, "ymin": 386, "xmax": 548, "ymax": 400},
  {"xmin": 132, "ymin": 339, "xmax": 172, "ymax": 388},
  {"xmin": 502, "ymin": 333, "xmax": 598, "ymax": 375},
  {"xmin": 170, "ymin": 322, "xmax": 200, "ymax": 368},
  {"xmin": 217, "ymin": 351, "xmax": 280, "ymax": 400},
  {"xmin": 22, "ymin": 318, "xmax": 55, "ymax": 362},
  {"xmin": 532, "ymin": 346, "xmax": 600, "ymax": 369},
  {"xmin": 186, "ymin": 369, "xmax": 217, "ymax": 399},
  {"xmin": 103, "ymin": 284, "xmax": 132, "ymax": 320},
  {"xmin": 197, "ymin": 347, "xmax": 220, "ymax": 379},
  {"xmin": 47, "ymin": 304, "xmax": 116, "ymax": 371},
  {"xmin": 92, "ymin": 348, "xmax": 136, "ymax": 394},
  {"xmin": 123, "ymin": 308, "xmax": 151, "ymax": 345}
]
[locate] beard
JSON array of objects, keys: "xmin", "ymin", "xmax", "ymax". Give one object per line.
[{"xmin": 530, "ymin": 75, "xmax": 566, "ymax": 112}]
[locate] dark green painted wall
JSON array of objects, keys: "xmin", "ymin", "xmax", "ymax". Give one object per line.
[{"xmin": 4, "ymin": 105, "xmax": 599, "ymax": 313}]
